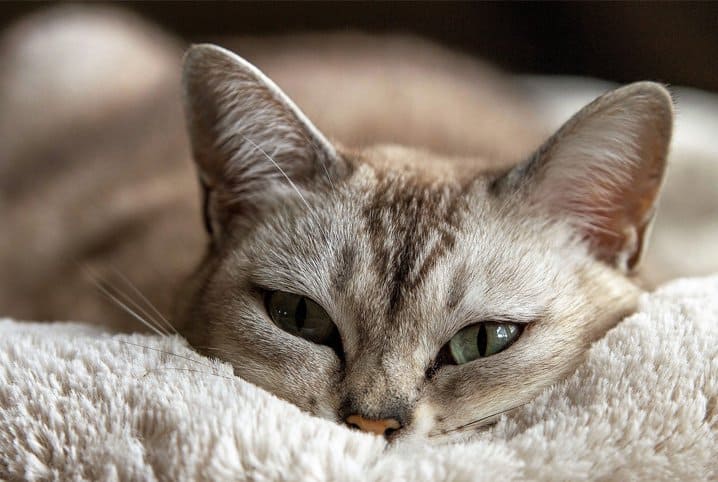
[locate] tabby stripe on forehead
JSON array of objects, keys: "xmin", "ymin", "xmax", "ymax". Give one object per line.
[
  {"xmin": 363, "ymin": 178, "xmax": 464, "ymax": 317},
  {"xmin": 387, "ymin": 228, "xmax": 456, "ymax": 316}
]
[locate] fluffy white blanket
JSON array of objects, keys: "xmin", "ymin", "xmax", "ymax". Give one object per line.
[{"xmin": 1, "ymin": 276, "xmax": 717, "ymax": 481}]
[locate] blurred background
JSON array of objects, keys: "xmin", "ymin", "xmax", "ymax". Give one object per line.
[
  {"xmin": 3, "ymin": 1, "xmax": 718, "ymax": 92},
  {"xmin": 1, "ymin": 1, "xmax": 717, "ymax": 326}
]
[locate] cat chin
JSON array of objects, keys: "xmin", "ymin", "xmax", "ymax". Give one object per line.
[
  {"xmin": 409, "ymin": 402, "xmax": 439, "ymax": 438},
  {"xmin": 312, "ymin": 404, "xmax": 340, "ymax": 423}
]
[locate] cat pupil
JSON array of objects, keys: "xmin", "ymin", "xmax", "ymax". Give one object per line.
[
  {"xmin": 295, "ymin": 297, "xmax": 307, "ymax": 330},
  {"xmin": 477, "ymin": 324, "xmax": 487, "ymax": 357}
]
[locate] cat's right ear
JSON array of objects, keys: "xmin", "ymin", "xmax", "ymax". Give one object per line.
[
  {"xmin": 182, "ymin": 44, "xmax": 349, "ymax": 241},
  {"xmin": 493, "ymin": 82, "xmax": 673, "ymax": 273}
]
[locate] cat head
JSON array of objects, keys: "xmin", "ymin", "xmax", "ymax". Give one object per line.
[{"xmin": 175, "ymin": 44, "xmax": 672, "ymax": 442}]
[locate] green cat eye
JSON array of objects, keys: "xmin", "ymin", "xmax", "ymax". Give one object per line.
[
  {"xmin": 265, "ymin": 291, "xmax": 336, "ymax": 345},
  {"xmin": 448, "ymin": 322, "xmax": 521, "ymax": 364}
]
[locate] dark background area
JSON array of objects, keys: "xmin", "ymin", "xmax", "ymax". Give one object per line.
[{"xmin": 3, "ymin": 2, "xmax": 718, "ymax": 92}]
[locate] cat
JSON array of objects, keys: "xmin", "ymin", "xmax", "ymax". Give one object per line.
[
  {"xmin": 0, "ymin": 8, "xmax": 672, "ymax": 442},
  {"xmin": 174, "ymin": 44, "xmax": 671, "ymax": 441}
]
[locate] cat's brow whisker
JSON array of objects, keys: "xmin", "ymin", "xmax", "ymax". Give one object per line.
[
  {"xmin": 242, "ymin": 135, "xmax": 334, "ymax": 247},
  {"xmin": 242, "ymin": 135, "xmax": 313, "ymax": 213},
  {"xmin": 296, "ymin": 130, "xmax": 337, "ymax": 194},
  {"xmin": 118, "ymin": 340, "xmax": 216, "ymax": 371},
  {"xmin": 83, "ymin": 267, "xmax": 168, "ymax": 336},
  {"xmin": 109, "ymin": 266, "xmax": 180, "ymax": 336}
]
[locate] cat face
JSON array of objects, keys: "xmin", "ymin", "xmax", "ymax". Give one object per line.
[{"xmin": 175, "ymin": 44, "xmax": 672, "ymax": 442}]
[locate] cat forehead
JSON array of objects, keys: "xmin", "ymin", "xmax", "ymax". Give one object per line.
[
  {"xmin": 239, "ymin": 156, "xmax": 581, "ymax": 327},
  {"xmin": 354, "ymin": 144, "xmax": 505, "ymax": 183},
  {"xmin": 242, "ymin": 151, "xmax": 486, "ymax": 279},
  {"xmin": 336, "ymin": 182, "xmax": 577, "ymax": 318}
]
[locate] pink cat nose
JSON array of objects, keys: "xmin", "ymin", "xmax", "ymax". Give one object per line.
[{"xmin": 345, "ymin": 414, "xmax": 402, "ymax": 437}]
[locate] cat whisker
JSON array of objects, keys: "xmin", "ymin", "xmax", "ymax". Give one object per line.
[
  {"xmin": 101, "ymin": 279, "xmax": 170, "ymax": 336},
  {"xmin": 83, "ymin": 267, "xmax": 169, "ymax": 336},
  {"xmin": 98, "ymin": 284, "xmax": 169, "ymax": 336},
  {"xmin": 117, "ymin": 340, "xmax": 217, "ymax": 370},
  {"xmin": 98, "ymin": 283, "xmax": 167, "ymax": 336},
  {"xmin": 191, "ymin": 345, "xmax": 225, "ymax": 354},
  {"xmin": 431, "ymin": 401, "xmax": 530, "ymax": 438},
  {"xmin": 139, "ymin": 366, "xmax": 238, "ymax": 382},
  {"xmin": 108, "ymin": 266, "xmax": 179, "ymax": 336}
]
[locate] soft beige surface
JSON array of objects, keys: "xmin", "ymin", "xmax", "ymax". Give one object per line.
[{"xmin": 1, "ymin": 275, "xmax": 717, "ymax": 481}]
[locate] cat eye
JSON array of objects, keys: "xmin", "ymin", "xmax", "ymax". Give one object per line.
[
  {"xmin": 265, "ymin": 291, "xmax": 338, "ymax": 346},
  {"xmin": 447, "ymin": 322, "xmax": 521, "ymax": 364}
]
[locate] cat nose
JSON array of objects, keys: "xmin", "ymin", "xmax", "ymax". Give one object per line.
[{"xmin": 345, "ymin": 414, "xmax": 402, "ymax": 438}]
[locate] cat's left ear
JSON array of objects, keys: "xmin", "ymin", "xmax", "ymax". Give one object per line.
[
  {"xmin": 494, "ymin": 82, "xmax": 673, "ymax": 272},
  {"xmin": 182, "ymin": 44, "xmax": 348, "ymax": 239}
]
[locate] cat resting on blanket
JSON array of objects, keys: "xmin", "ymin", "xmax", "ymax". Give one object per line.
[
  {"xmin": 175, "ymin": 45, "xmax": 672, "ymax": 441},
  {"xmin": 0, "ymin": 10, "xmax": 672, "ymax": 443}
]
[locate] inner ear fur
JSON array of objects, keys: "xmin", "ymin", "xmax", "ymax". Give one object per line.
[
  {"xmin": 182, "ymin": 43, "xmax": 348, "ymax": 238},
  {"xmin": 495, "ymin": 81, "xmax": 673, "ymax": 272}
]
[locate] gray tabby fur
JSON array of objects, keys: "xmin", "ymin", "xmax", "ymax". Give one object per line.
[{"xmin": 176, "ymin": 45, "xmax": 671, "ymax": 441}]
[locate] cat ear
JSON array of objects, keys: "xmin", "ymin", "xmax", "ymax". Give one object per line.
[
  {"xmin": 182, "ymin": 44, "xmax": 347, "ymax": 238},
  {"xmin": 494, "ymin": 82, "xmax": 673, "ymax": 272}
]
